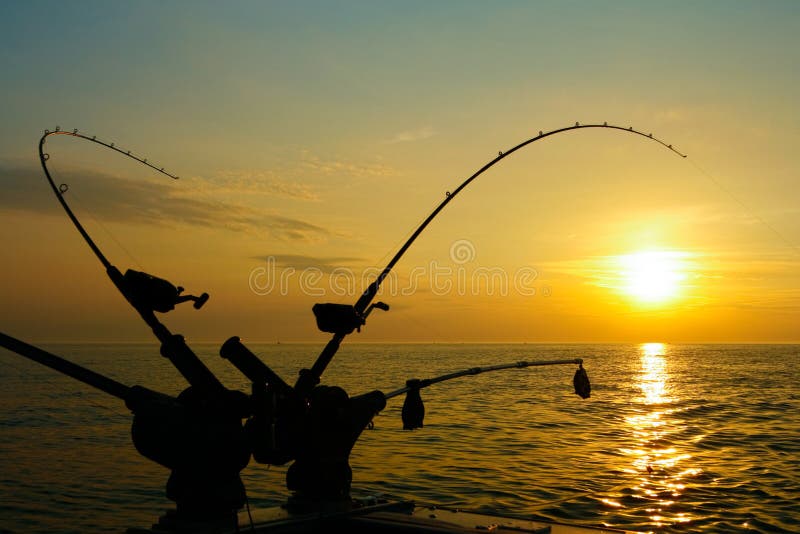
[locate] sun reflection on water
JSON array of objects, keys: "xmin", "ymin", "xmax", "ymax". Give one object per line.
[{"xmin": 614, "ymin": 343, "xmax": 699, "ymax": 529}]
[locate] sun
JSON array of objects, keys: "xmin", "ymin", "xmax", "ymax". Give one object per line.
[{"xmin": 619, "ymin": 250, "xmax": 688, "ymax": 304}]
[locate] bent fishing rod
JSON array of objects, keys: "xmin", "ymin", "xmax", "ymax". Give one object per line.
[
  {"xmin": 29, "ymin": 123, "xmax": 685, "ymax": 402},
  {"xmin": 37, "ymin": 128, "xmax": 225, "ymax": 400},
  {"xmin": 38, "ymin": 127, "xmax": 178, "ymax": 270},
  {"xmin": 388, "ymin": 357, "xmax": 591, "ymax": 430},
  {"xmin": 0, "ymin": 122, "xmax": 641, "ymax": 511},
  {"xmin": 297, "ymin": 122, "xmax": 687, "ymax": 396}
]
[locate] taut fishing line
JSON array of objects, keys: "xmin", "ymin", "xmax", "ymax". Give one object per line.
[
  {"xmin": 38, "ymin": 126, "xmax": 179, "ymax": 270},
  {"xmin": 685, "ymin": 158, "xmax": 799, "ymax": 256},
  {"xmin": 57, "ymin": 184, "xmax": 146, "ymax": 271}
]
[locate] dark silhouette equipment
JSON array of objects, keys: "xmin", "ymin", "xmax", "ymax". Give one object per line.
[
  {"xmin": 312, "ymin": 303, "xmax": 365, "ymax": 334},
  {"xmin": 121, "ymin": 269, "xmax": 209, "ymax": 313},
  {"xmin": 401, "ymin": 380, "xmax": 425, "ymax": 430},
  {"xmin": 0, "ymin": 123, "xmax": 686, "ymax": 527},
  {"xmin": 574, "ymin": 363, "xmax": 591, "ymax": 399}
]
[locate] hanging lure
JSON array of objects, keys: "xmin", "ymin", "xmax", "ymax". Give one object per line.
[
  {"xmin": 401, "ymin": 379, "xmax": 425, "ymax": 430},
  {"xmin": 573, "ymin": 363, "xmax": 591, "ymax": 399}
]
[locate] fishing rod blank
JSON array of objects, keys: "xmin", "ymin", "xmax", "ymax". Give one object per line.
[
  {"xmin": 0, "ymin": 331, "xmax": 183, "ymax": 415},
  {"xmin": 0, "ymin": 331, "xmax": 130, "ymax": 401},
  {"xmin": 300, "ymin": 123, "xmax": 687, "ymax": 394},
  {"xmin": 383, "ymin": 358, "xmax": 586, "ymax": 400},
  {"xmin": 37, "ymin": 129, "xmax": 225, "ymax": 399},
  {"xmin": 38, "ymin": 128, "xmax": 177, "ymax": 269},
  {"xmin": 381, "ymin": 358, "xmax": 590, "ymax": 430}
]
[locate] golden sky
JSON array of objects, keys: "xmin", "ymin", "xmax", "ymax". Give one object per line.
[{"xmin": 1, "ymin": 2, "xmax": 798, "ymax": 343}]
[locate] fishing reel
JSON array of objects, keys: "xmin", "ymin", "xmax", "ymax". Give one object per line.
[
  {"xmin": 312, "ymin": 301, "xmax": 389, "ymax": 334},
  {"xmin": 110, "ymin": 267, "xmax": 209, "ymax": 314}
]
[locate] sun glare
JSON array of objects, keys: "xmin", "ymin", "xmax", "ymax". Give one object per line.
[{"xmin": 619, "ymin": 251, "xmax": 688, "ymax": 304}]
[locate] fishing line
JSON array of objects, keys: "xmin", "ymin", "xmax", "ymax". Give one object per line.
[
  {"xmin": 58, "ymin": 185, "xmax": 146, "ymax": 271},
  {"xmin": 39, "ymin": 127, "xmax": 178, "ymax": 270},
  {"xmin": 336, "ymin": 195, "xmax": 446, "ymax": 311},
  {"xmin": 354, "ymin": 123, "xmax": 686, "ymax": 312},
  {"xmin": 369, "ymin": 193, "xmax": 447, "ymax": 273},
  {"xmin": 299, "ymin": 123, "xmax": 688, "ymax": 393},
  {"xmin": 686, "ymin": 158, "xmax": 799, "ymax": 256}
]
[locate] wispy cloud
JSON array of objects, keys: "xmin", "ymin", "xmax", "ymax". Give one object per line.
[
  {"xmin": 299, "ymin": 153, "xmax": 397, "ymax": 178},
  {"xmin": 652, "ymin": 108, "xmax": 688, "ymax": 124},
  {"xmin": 263, "ymin": 216, "xmax": 331, "ymax": 242},
  {"xmin": 192, "ymin": 170, "xmax": 320, "ymax": 201},
  {"xmin": 252, "ymin": 254, "xmax": 366, "ymax": 273},
  {"xmin": 194, "ymin": 153, "xmax": 398, "ymax": 200},
  {"xmin": 0, "ymin": 161, "xmax": 330, "ymax": 242},
  {"xmin": 386, "ymin": 126, "xmax": 435, "ymax": 144}
]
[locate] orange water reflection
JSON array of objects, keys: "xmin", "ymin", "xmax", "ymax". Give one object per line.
[{"xmin": 617, "ymin": 343, "xmax": 698, "ymax": 530}]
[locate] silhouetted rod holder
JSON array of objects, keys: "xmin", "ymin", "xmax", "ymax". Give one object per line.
[
  {"xmin": 220, "ymin": 336, "xmax": 292, "ymax": 395},
  {"xmin": 286, "ymin": 386, "xmax": 386, "ymax": 502},
  {"xmin": 220, "ymin": 336, "xmax": 299, "ymax": 465},
  {"xmin": 131, "ymin": 385, "xmax": 251, "ymax": 525},
  {"xmin": 159, "ymin": 334, "xmax": 228, "ymax": 399},
  {"xmin": 0, "ymin": 332, "xmax": 248, "ymax": 524}
]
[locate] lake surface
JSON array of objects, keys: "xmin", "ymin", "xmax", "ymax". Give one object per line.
[{"xmin": 1, "ymin": 343, "xmax": 798, "ymax": 533}]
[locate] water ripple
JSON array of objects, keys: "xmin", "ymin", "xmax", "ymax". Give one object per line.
[{"xmin": 1, "ymin": 343, "xmax": 798, "ymax": 533}]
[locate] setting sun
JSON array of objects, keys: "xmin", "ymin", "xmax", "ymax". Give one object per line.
[{"xmin": 619, "ymin": 251, "xmax": 689, "ymax": 304}]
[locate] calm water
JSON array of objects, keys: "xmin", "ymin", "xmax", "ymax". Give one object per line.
[{"xmin": 0, "ymin": 343, "xmax": 798, "ymax": 533}]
